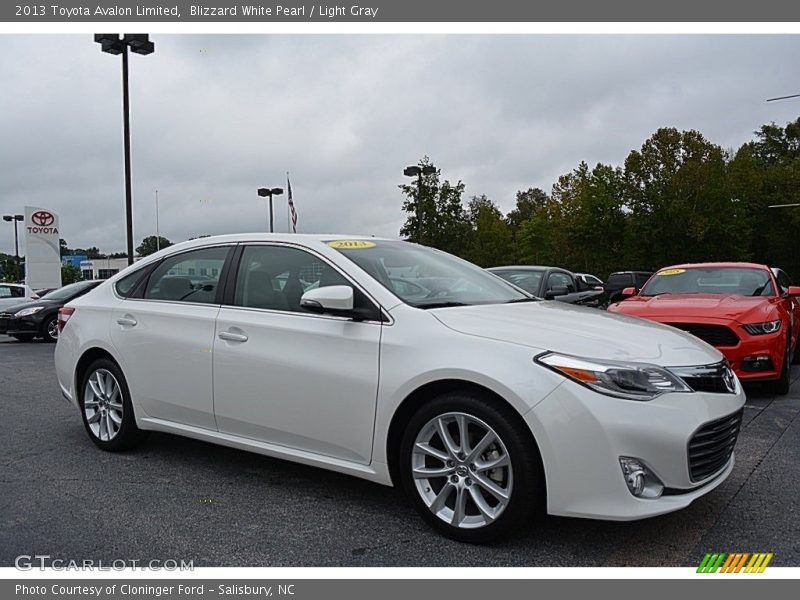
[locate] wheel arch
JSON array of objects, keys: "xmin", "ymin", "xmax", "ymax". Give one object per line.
[
  {"xmin": 75, "ymin": 346, "xmax": 123, "ymax": 398},
  {"xmin": 385, "ymin": 378, "xmax": 545, "ymax": 492}
]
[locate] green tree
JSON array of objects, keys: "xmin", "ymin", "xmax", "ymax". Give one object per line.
[
  {"xmin": 136, "ymin": 236, "xmax": 173, "ymax": 257},
  {"xmin": 622, "ymin": 128, "xmax": 746, "ymax": 271},
  {"xmin": 463, "ymin": 195, "xmax": 514, "ymax": 267},
  {"xmin": 1, "ymin": 258, "xmax": 20, "ymax": 283},
  {"xmin": 61, "ymin": 263, "xmax": 82, "ymax": 284},
  {"xmin": 399, "ymin": 157, "xmax": 471, "ymax": 255}
]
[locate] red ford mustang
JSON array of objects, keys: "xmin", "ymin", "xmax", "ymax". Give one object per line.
[{"xmin": 608, "ymin": 262, "xmax": 800, "ymax": 394}]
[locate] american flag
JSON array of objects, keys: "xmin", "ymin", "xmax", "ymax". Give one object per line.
[{"xmin": 287, "ymin": 174, "xmax": 298, "ymax": 233}]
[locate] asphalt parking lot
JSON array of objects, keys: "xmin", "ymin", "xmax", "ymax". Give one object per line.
[{"xmin": 1, "ymin": 337, "xmax": 798, "ymax": 567}]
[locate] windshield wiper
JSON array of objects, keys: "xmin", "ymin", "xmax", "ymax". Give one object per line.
[
  {"xmin": 413, "ymin": 301, "xmax": 471, "ymax": 309},
  {"xmin": 505, "ymin": 297, "xmax": 540, "ymax": 303}
]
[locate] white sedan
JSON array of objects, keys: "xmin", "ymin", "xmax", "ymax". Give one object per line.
[{"xmin": 55, "ymin": 234, "xmax": 745, "ymax": 542}]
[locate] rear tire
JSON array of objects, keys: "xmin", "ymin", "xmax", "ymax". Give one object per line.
[
  {"xmin": 398, "ymin": 390, "xmax": 543, "ymax": 543},
  {"xmin": 79, "ymin": 358, "xmax": 148, "ymax": 451}
]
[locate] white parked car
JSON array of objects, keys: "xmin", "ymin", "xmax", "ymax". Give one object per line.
[
  {"xmin": 55, "ymin": 235, "xmax": 746, "ymax": 542},
  {"xmin": 0, "ymin": 283, "xmax": 37, "ymax": 311}
]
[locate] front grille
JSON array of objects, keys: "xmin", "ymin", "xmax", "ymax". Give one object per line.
[
  {"xmin": 669, "ymin": 362, "xmax": 737, "ymax": 394},
  {"xmin": 688, "ymin": 409, "xmax": 743, "ymax": 482},
  {"xmin": 667, "ymin": 323, "xmax": 740, "ymax": 347}
]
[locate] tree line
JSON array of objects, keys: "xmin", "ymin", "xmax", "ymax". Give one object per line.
[{"xmin": 399, "ymin": 118, "xmax": 800, "ymax": 280}]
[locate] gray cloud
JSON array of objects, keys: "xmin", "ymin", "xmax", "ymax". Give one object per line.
[{"xmin": 1, "ymin": 34, "xmax": 799, "ymax": 255}]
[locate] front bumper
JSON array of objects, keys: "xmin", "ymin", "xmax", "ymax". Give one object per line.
[
  {"xmin": 526, "ymin": 378, "xmax": 745, "ymax": 520},
  {"xmin": 0, "ymin": 314, "xmax": 39, "ymax": 336}
]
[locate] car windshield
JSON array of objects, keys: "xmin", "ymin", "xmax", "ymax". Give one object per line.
[
  {"xmin": 41, "ymin": 281, "xmax": 96, "ymax": 301},
  {"xmin": 490, "ymin": 270, "xmax": 544, "ymax": 295},
  {"xmin": 329, "ymin": 240, "xmax": 531, "ymax": 307},
  {"xmin": 640, "ymin": 267, "xmax": 775, "ymax": 297}
]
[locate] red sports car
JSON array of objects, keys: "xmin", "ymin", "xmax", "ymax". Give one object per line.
[{"xmin": 608, "ymin": 262, "xmax": 800, "ymax": 394}]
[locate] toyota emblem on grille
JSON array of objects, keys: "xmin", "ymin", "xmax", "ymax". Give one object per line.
[
  {"xmin": 31, "ymin": 211, "xmax": 54, "ymax": 227},
  {"xmin": 722, "ymin": 366, "xmax": 736, "ymax": 393}
]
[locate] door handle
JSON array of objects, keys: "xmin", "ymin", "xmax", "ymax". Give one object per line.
[
  {"xmin": 218, "ymin": 331, "xmax": 248, "ymax": 343},
  {"xmin": 116, "ymin": 316, "xmax": 137, "ymax": 327}
]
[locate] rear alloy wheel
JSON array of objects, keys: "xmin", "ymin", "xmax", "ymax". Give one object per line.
[
  {"xmin": 400, "ymin": 392, "xmax": 542, "ymax": 543},
  {"xmin": 79, "ymin": 358, "xmax": 148, "ymax": 451},
  {"xmin": 43, "ymin": 315, "xmax": 59, "ymax": 342}
]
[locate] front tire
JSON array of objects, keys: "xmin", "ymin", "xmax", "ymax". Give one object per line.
[
  {"xmin": 769, "ymin": 335, "xmax": 792, "ymax": 395},
  {"xmin": 399, "ymin": 391, "xmax": 543, "ymax": 543},
  {"xmin": 79, "ymin": 358, "xmax": 148, "ymax": 451},
  {"xmin": 42, "ymin": 315, "xmax": 59, "ymax": 342}
]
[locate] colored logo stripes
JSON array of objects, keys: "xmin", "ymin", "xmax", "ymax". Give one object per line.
[{"xmin": 697, "ymin": 552, "xmax": 773, "ymax": 573}]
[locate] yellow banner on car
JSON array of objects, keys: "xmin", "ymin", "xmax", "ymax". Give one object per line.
[
  {"xmin": 327, "ymin": 240, "xmax": 376, "ymax": 249},
  {"xmin": 658, "ymin": 268, "xmax": 685, "ymax": 276}
]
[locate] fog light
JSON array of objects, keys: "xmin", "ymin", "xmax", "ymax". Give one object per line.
[
  {"xmin": 741, "ymin": 355, "xmax": 773, "ymax": 372},
  {"xmin": 619, "ymin": 457, "xmax": 664, "ymax": 498}
]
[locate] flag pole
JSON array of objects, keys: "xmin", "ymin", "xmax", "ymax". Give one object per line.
[{"xmin": 286, "ymin": 171, "xmax": 290, "ymax": 233}]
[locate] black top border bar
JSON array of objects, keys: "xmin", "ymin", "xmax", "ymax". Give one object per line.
[{"xmin": 4, "ymin": 0, "xmax": 800, "ymax": 22}]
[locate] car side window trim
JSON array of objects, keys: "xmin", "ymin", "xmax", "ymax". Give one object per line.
[
  {"xmin": 120, "ymin": 244, "xmax": 236, "ymax": 306},
  {"xmin": 223, "ymin": 242, "xmax": 389, "ymax": 324}
]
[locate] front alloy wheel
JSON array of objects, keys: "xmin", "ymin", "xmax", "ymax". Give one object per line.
[
  {"xmin": 400, "ymin": 392, "xmax": 542, "ymax": 543},
  {"xmin": 412, "ymin": 412, "xmax": 513, "ymax": 529}
]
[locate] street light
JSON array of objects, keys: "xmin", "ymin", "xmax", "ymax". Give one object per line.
[
  {"xmin": 403, "ymin": 164, "xmax": 436, "ymax": 244},
  {"xmin": 2, "ymin": 214, "xmax": 24, "ymax": 279},
  {"xmin": 257, "ymin": 187, "xmax": 284, "ymax": 233},
  {"xmin": 94, "ymin": 33, "xmax": 156, "ymax": 265}
]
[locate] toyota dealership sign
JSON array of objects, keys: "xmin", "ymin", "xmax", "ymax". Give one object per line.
[{"xmin": 24, "ymin": 205, "xmax": 62, "ymax": 290}]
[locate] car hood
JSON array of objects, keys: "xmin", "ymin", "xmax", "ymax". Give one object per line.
[
  {"xmin": 611, "ymin": 293, "xmax": 775, "ymax": 323},
  {"xmin": 0, "ymin": 299, "xmax": 58, "ymax": 314},
  {"xmin": 431, "ymin": 301, "xmax": 722, "ymax": 367}
]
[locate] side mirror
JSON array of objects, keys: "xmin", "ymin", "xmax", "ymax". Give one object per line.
[
  {"xmin": 300, "ymin": 285, "xmax": 354, "ymax": 315},
  {"xmin": 787, "ymin": 286, "xmax": 800, "ymax": 297},
  {"xmin": 621, "ymin": 287, "xmax": 636, "ymax": 297},
  {"xmin": 546, "ymin": 285, "xmax": 569, "ymax": 299}
]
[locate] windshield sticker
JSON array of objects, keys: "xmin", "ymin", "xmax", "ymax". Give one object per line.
[
  {"xmin": 327, "ymin": 240, "xmax": 376, "ymax": 249},
  {"xmin": 658, "ymin": 268, "xmax": 685, "ymax": 276}
]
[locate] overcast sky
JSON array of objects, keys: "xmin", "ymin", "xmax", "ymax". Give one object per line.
[{"xmin": 1, "ymin": 34, "xmax": 799, "ymax": 255}]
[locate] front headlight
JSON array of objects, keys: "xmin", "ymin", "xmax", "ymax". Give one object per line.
[
  {"xmin": 14, "ymin": 306, "xmax": 44, "ymax": 318},
  {"xmin": 743, "ymin": 319, "xmax": 782, "ymax": 335},
  {"xmin": 537, "ymin": 352, "xmax": 692, "ymax": 401}
]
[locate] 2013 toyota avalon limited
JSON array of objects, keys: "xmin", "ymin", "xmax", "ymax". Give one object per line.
[{"xmin": 55, "ymin": 235, "xmax": 746, "ymax": 542}]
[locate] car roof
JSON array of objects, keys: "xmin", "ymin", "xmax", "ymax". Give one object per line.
[
  {"xmin": 488, "ymin": 265, "xmax": 557, "ymax": 272},
  {"xmin": 655, "ymin": 262, "xmax": 770, "ymax": 271},
  {"xmin": 0, "ymin": 283, "xmax": 25, "ymax": 288}
]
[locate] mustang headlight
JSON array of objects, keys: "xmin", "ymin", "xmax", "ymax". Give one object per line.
[
  {"xmin": 537, "ymin": 352, "xmax": 692, "ymax": 401},
  {"xmin": 743, "ymin": 320, "xmax": 781, "ymax": 335},
  {"xmin": 14, "ymin": 306, "xmax": 44, "ymax": 318}
]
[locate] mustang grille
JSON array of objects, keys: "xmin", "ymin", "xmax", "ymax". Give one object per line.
[
  {"xmin": 667, "ymin": 323, "xmax": 740, "ymax": 347},
  {"xmin": 688, "ymin": 409, "xmax": 743, "ymax": 482}
]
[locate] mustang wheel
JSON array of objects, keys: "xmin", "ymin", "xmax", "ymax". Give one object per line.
[
  {"xmin": 770, "ymin": 335, "xmax": 792, "ymax": 395},
  {"xmin": 399, "ymin": 391, "xmax": 542, "ymax": 543},
  {"xmin": 79, "ymin": 358, "xmax": 148, "ymax": 451}
]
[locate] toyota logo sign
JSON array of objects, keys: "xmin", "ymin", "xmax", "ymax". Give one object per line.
[{"xmin": 31, "ymin": 211, "xmax": 55, "ymax": 227}]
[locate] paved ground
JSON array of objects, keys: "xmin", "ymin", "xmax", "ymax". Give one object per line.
[{"xmin": 1, "ymin": 336, "xmax": 798, "ymax": 567}]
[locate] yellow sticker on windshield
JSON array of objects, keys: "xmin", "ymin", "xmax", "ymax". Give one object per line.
[
  {"xmin": 658, "ymin": 268, "xmax": 685, "ymax": 276},
  {"xmin": 327, "ymin": 240, "xmax": 376, "ymax": 249}
]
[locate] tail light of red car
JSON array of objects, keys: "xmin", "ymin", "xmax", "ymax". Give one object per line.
[{"xmin": 58, "ymin": 307, "xmax": 75, "ymax": 333}]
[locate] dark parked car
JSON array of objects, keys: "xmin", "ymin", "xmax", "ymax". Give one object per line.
[
  {"xmin": 488, "ymin": 266, "xmax": 604, "ymax": 306},
  {"xmin": 604, "ymin": 271, "xmax": 653, "ymax": 305},
  {"xmin": 0, "ymin": 280, "xmax": 102, "ymax": 342}
]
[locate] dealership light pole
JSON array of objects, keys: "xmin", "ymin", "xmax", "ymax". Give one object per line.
[
  {"xmin": 2, "ymin": 214, "xmax": 24, "ymax": 278},
  {"xmin": 94, "ymin": 33, "xmax": 155, "ymax": 265},
  {"xmin": 257, "ymin": 187, "xmax": 284, "ymax": 233},
  {"xmin": 403, "ymin": 165, "xmax": 436, "ymax": 244}
]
